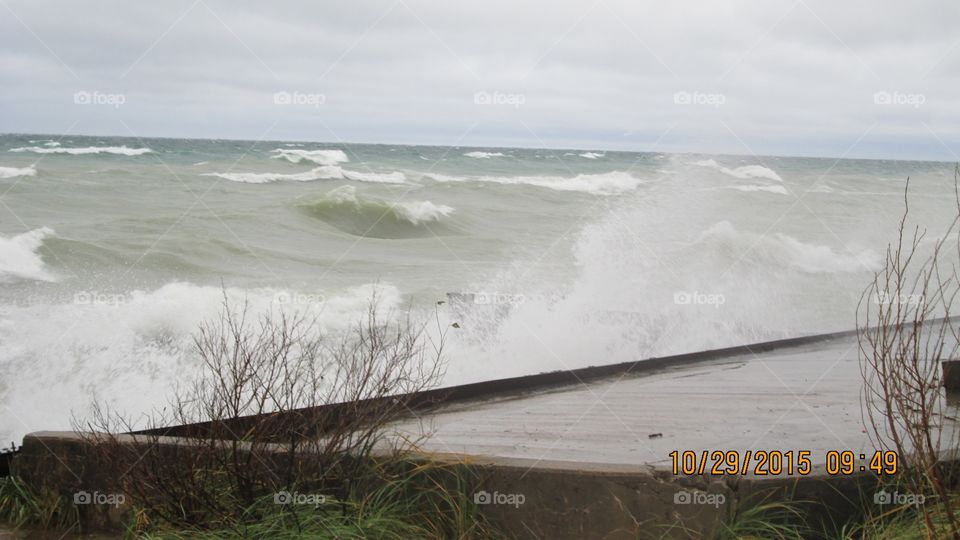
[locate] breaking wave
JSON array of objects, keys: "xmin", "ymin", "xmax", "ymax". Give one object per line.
[
  {"xmin": 202, "ymin": 166, "xmax": 406, "ymax": 184},
  {"xmin": 727, "ymin": 184, "xmax": 790, "ymax": 195},
  {"xmin": 10, "ymin": 146, "xmax": 152, "ymax": 156},
  {"xmin": 0, "ymin": 227, "xmax": 57, "ymax": 282},
  {"xmin": 270, "ymin": 149, "xmax": 349, "ymax": 166},
  {"xmin": 695, "ymin": 159, "xmax": 783, "ymax": 182},
  {"xmin": 424, "ymin": 170, "xmax": 642, "ymax": 195},
  {"xmin": 698, "ymin": 221, "xmax": 880, "ymax": 273},
  {"xmin": 0, "ymin": 280, "xmax": 402, "ymax": 441},
  {"xmin": 464, "ymin": 151, "xmax": 505, "ymax": 159},
  {"xmin": 0, "ymin": 166, "xmax": 36, "ymax": 179},
  {"xmin": 297, "ymin": 185, "xmax": 454, "ymax": 239}
]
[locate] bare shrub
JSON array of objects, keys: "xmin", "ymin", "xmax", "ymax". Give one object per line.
[
  {"xmin": 73, "ymin": 291, "xmax": 447, "ymax": 531},
  {"xmin": 858, "ymin": 170, "xmax": 960, "ymax": 536}
]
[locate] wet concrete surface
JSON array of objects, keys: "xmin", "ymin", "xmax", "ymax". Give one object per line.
[{"xmin": 390, "ymin": 335, "xmax": 936, "ymax": 470}]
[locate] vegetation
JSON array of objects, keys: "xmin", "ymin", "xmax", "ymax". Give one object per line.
[{"xmin": 857, "ymin": 171, "xmax": 960, "ymax": 538}]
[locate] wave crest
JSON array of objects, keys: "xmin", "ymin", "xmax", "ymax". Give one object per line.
[
  {"xmin": 699, "ymin": 221, "xmax": 879, "ymax": 273},
  {"xmin": 0, "ymin": 227, "xmax": 57, "ymax": 282},
  {"xmin": 298, "ymin": 185, "xmax": 454, "ymax": 238},
  {"xmin": 202, "ymin": 166, "xmax": 406, "ymax": 184},
  {"xmin": 726, "ymin": 184, "xmax": 789, "ymax": 195},
  {"xmin": 695, "ymin": 159, "xmax": 783, "ymax": 182},
  {"xmin": 425, "ymin": 170, "xmax": 642, "ymax": 195},
  {"xmin": 10, "ymin": 146, "xmax": 152, "ymax": 156},
  {"xmin": 0, "ymin": 166, "xmax": 37, "ymax": 179},
  {"xmin": 270, "ymin": 149, "xmax": 349, "ymax": 166}
]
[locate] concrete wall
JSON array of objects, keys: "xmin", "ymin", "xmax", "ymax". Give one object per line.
[{"xmin": 11, "ymin": 431, "xmax": 899, "ymax": 539}]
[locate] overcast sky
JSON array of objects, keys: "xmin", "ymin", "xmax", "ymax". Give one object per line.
[{"xmin": 2, "ymin": 0, "xmax": 959, "ymax": 160}]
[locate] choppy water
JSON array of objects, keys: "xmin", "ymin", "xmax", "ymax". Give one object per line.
[{"xmin": 0, "ymin": 133, "xmax": 955, "ymax": 443}]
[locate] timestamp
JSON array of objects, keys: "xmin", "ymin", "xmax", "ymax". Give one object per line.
[{"xmin": 668, "ymin": 450, "xmax": 899, "ymax": 476}]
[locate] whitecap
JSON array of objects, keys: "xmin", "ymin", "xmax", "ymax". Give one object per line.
[
  {"xmin": 318, "ymin": 185, "xmax": 452, "ymax": 225},
  {"xmin": 464, "ymin": 151, "xmax": 506, "ymax": 159},
  {"xmin": 580, "ymin": 152, "xmax": 604, "ymax": 159},
  {"xmin": 203, "ymin": 166, "xmax": 406, "ymax": 185},
  {"xmin": 695, "ymin": 159, "xmax": 783, "ymax": 182},
  {"xmin": 270, "ymin": 148, "xmax": 348, "ymax": 166},
  {"xmin": 10, "ymin": 145, "xmax": 152, "ymax": 156},
  {"xmin": 0, "ymin": 166, "xmax": 37, "ymax": 179},
  {"xmin": 727, "ymin": 184, "xmax": 790, "ymax": 195},
  {"xmin": 0, "ymin": 227, "xmax": 57, "ymax": 282},
  {"xmin": 699, "ymin": 221, "xmax": 880, "ymax": 273},
  {"xmin": 424, "ymin": 170, "xmax": 642, "ymax": 195}
]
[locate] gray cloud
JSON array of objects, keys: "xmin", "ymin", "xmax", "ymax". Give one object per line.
[{"xmin": 1, "ymin": 0, "xmax": 959, "ymax": 159}]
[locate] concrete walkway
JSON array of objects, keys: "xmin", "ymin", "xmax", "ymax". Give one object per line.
[{"xmin": 390, "ymin": 335, "xmax": 931, "ymax": 470}]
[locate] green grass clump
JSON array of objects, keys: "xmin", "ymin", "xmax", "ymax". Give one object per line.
[
  {"xmin": 121, "ymin": 458, "xmax": 494, "ymax": 540},
  {"xmin": 0, "ymin": 475, "xmax": 79, "ymax": 531}
]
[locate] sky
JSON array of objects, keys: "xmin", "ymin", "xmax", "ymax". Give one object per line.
[{"xmin": 2, "ymin": 0, "xmax": 959, "ymax": 161}]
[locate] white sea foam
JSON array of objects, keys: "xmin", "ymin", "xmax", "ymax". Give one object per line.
[
  {"xmin": 579, "ymin": 152, "xmax": 604, "ymax": 159},
  {"xmin": 394, "ymin": 200, "xmax": 454, "ymax": 224},
  {"xmin": 340, "ymin": 168, "xmax": 406, "ymax": 184},
  {"xmin": 0, "ymin": 227, "xmax": 57, "ymax": 282},
  {"xmin": 0, "ymin": 166, "xmax": 36, "ymax": 179},
  {"xmin": 270, "ymin": 148, "xmax": 349, "ymax": 166},
  {"xmin": 10, "ymin": 145, "xmax": 152, "ymax": 156},
  {"xmin": 0, "ymin": 280, "xmax": 402, "ymax": 441},
  {"xmin": 425, "ymin": 170, "xmax": 642, "ymax": 195},
  {"xmin": 695, "ymin": 159, "xmax": 783, "ymax": 182},
  {"xmin": 727, "ymin": 184, "xmax": 790, "ymax": 195},
  {"xmin": 203, "ymin": 166, "xmax": 406, "ymax": 184},
  {"xmin": 699, "ymin": 221, "xmax": 880, "ymax": 273},
  {"xmin": 464, "ymin": 151, "xmax": 506, "ymax": 159}
]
